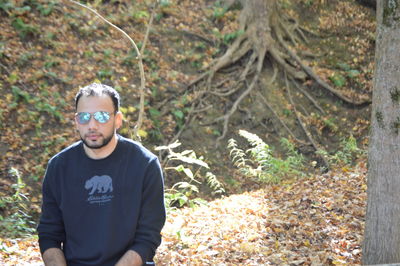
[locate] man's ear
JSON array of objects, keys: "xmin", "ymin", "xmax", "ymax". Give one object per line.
[{"xmin": 115, "ymin": 111, "xmax": 123, "ymax": 130}]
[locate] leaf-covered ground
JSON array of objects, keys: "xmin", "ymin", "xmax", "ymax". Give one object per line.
[
  {"xmin": 1, "ymin": 162, "xmax": 366, "ymax": 265},
  {"xmin": 0, "ymin": 0, "xmax": 372, "ymax": 264}
]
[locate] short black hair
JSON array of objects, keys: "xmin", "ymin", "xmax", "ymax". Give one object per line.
[{"xmin": 75, "ymin": 83, "xmax": 120, "ymax": 112}]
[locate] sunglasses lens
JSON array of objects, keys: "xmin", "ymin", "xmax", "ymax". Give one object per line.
[
  {"xmin": 77, "ymin": 112, "xmax": 91, "ymax": 124},
  {"xmin": 94, "ymin": 111, "xmax": 110, "ymax": 123}
]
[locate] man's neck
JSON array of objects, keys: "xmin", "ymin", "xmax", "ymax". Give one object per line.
[{"xmin": 83, "ymin": 134, "xmax": 118, "ymax": 160}]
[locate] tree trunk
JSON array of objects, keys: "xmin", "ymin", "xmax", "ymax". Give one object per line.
[
  {"xmin": 185, "ymin": 0, "xmax": 369, "ymax": 148},
  {"xmin": 363, "ymin": 1, "xmax": 400, "ymax": 264}
]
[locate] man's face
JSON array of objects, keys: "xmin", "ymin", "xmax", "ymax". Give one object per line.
[{"xmin": 75, "ymin": 95, "xmax": 122, "ymax": 150}]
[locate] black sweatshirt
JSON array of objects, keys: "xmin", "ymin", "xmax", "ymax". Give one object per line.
[{"xmin": 37, "ymin": 135, "xmax": 166, "ymax": 265}]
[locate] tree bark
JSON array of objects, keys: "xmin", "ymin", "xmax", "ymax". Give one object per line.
[{"xmin": 363, "ymin": 1, "xmax": 400, "ymax": 264}]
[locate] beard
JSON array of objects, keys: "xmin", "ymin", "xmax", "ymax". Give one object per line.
[{"xmin": 80, "ymin": 131, "xmax": 114, "ymax": 149}]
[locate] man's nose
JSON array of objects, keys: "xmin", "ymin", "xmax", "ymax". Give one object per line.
[{"xmin": 87, "ymin": 116, "xmax": 99, "ymax": 129}]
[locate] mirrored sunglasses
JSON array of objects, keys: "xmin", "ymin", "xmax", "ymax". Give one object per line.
[{"xmin": 76, "ymin": 111, "xmax": 112, "ymax": 124}]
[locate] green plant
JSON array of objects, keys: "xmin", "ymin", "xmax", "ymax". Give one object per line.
[
  {"xmin": 84, "ymin": 50, "xmax": 94, "ymax": 58},
  {"xmin": 44, "ymin": 56, "xmax": 60, "ymax": 69},
  {"xmin": 172, "ymin": 109, "xmax": 185, "ymax": 128},
  {"xmin": 148, "ymin": 107, "xmax": 163, "ymax": 141},
  {"xmin": 228, "ymin": 130, "xmax": 305, "ymax": 183},
  {"xmin": 212, "ymin": 1, "xmax": 228, "ymax": 20},
  {"xmin": 0, "ymin": 168, "xmax": 36, "ymax": 238},
  {"xmin": 10, "ymin": 85, "xmax": 65, "ymax": 121},
  {"xmin": 41, "ymin": 31, "xmax": 60, "ymax": 48},
  {"xmin": 156, "ymin": 141, "xmax": 224, "ymax": 210},
  {"xmin": 33, "ymin": 98, "xmax": 62, "ymax": 119},
  {"xmin": 222, "ymin": 29, "xmax": 244, "ymax": 45},
  {"xmin": 178, "ymin": 49, "xmax": 205, "ymax": 69},
  {"xmin": 337, "ymin": 62, "xmax": 361, "ymax": 80},
  {"xmin": 329, "ymin": 73, "xmax": 346, "ymax": 88},
  {"xmin": 11, "ymin": 85, "xmax": 31, "ymax": 106},
  {"xmin": 303, "ymin": 0, "xmax": 314, "ymax": 6},
  {"xmin": 122, "ymin": 45, "xmax": 143, "ymax": 66},
  {"xmin": 283, "ymin": 108, "xmax": 292, "ymax": 117},
  {"xmin": 171, "ymin": 95, "xmax": 191, "ymax": 129},
  {"xmin": 11, "ymin": 17, "xmax": 38, "ymax": 39},
  {"xmin": 37, "ymin": 1, "xmax": 55, "ymax": 16},
  {"xmin": 205, "ymin": 172, "xmax": 225, "ymax": 195},
  {"xmin": 317, "ymin": 135, "xmax": 365, "ymax": 166},
  {"xmin": 0, "ymin": 42, "xmax": 4, "ymax": 58},
  {"xmin": 165, "ymin": 182, "xmax": 204, "ymax": 208},
  {"xmin": 97, "ymin": 69, "xmax": 113, "ymax": 79},
  {"xmin": 280, "ymin": 0, "xmax": 292, "ymax": 9},
  {"xmin": 280, "ymin": 138, "xmax": 305, "ymax": 170},
  {"xmin": 132, "ymin": 10, "xmax": 149, "ymax": 21},
  {"xmin": 159, "ymin": 0, "xmax": 170, "ymax": 7},
  {"xmin": 17, "ymin": 51, "xmax": 35, "ymax": 66},
  {"xmin": 323, "ymin": 117, "xmax": 338, "ymax": 132},
  {"xmin": 0, "ymin": 0, "xmax": 14, "ymax": 15}
]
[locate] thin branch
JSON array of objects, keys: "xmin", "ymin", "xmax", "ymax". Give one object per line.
[
  {"xmin": 192, "ymin": 104, "xmax": 213, "ymax": 113},
  {"xmin": 140, "ymin": 2, "xmax": 158, "ymax": 55},
  {"xmin": 180, "ymin": 29, "xmax": 215, "ymax": 45},
  {"xmin": 67, "ymin": 0, "xmax": 146, "ymax": 140}
]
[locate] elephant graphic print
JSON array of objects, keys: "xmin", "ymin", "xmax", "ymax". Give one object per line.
[{"xmin": 85, "ymin": 175, "xmax": 114, "ymax": 204}]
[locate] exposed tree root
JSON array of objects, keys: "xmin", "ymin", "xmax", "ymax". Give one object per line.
[
  {"xmin": 170, "ymin": 0, "xmax": 370, "ymax": 161},
  {"xmin": 214, "ymin": 49, "xmax": 265, "ymax": 144},
  {"xmin": 201, "ymin": 0, "xmax": 312, "ymax": 145},
  {"xmin": 285, "ymin": 74, "xmax": 330, "ymax": 169},
  {"xmin": 292, "ymin": 78, "xmax": 325, "ymax": 114},
  {"xmin": 256, "ymin": 91, "xmax": 308, "ymax": 145},
  {"xmin": 278, "ymin": 34, "xmax": 370, "ymax": 106}
]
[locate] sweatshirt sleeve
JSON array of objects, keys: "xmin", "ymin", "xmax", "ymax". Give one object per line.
[
  {"xmin": 129, "ymin": 158, "xmax": 166, "ymax": 263},
  {"xmin": 37, "ymin": 158, "xmax": 66, "ymax": 254}
]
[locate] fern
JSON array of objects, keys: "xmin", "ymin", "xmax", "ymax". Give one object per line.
[
  {"xmin": 239, "ymin": 129, "xmax": 273, "ymax": 175},
  {"xmin": 205, "ymin": 172, "xmax": 225, "ymax": 195},
  {"xmin": 228, "ymin": 130, "xmax": 305, "ymax": 183},
  {"xmin": 227, "ymin": 138, "xmax": 247, "ymax": 168},
  {"xmin": 316, "ymin": 135, "xmax": 365, "ymax": 166}
]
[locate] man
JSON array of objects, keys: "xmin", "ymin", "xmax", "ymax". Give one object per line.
[{"xmin": 37, "ymin": 83, "xmax": 166, "ymax": 266}]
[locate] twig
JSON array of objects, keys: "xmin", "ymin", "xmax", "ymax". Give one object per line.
[
  {"xmin": 67, "ymin": 0, "xmax": 146, "ymax": 140},
  {"xmin": 0, "ymin": 62, "xmax": 10, "ymax": 74},
  {"xmin": 140, "ymin": 2, "xmax": 158, "ymax": 55},
  {"xmin": 180, "ymin": 29, "xmax": 214, "ymax": 45},
  {"xmin": 192, "ymin": 104, "xmax": 213, "ymax": 113}
]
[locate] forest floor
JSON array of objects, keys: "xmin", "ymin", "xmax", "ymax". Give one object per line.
[
  {"xmin": 1, "ymin": 160, "xmax": 366, "ymax": 265},
  {"xmin": 0, "ymin": 0, "xmax": 373, "ymax": 264}
]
